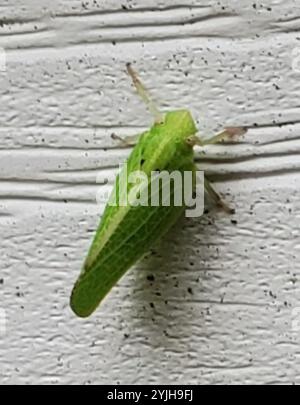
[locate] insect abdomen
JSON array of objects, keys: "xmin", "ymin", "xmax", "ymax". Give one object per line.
[{"xmin": 71, "ymin": 201, "xmax": 187, "ymax": 317}]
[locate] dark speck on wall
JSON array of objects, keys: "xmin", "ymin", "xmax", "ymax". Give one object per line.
[
  {"xmin": 269, "ymin": 290, "xmax": 277, "ymax": 299},
  {"xmin": 147, "ymin": 274, "xmax": 155, "ymax": 282}
]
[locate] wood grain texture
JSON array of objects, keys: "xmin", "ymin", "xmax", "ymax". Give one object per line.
[{"xmin": 0, "ymin": 0, "xmax": 300, "ymax": 384}]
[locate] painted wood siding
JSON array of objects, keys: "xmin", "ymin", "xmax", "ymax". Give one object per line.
[{"xmin": 0, "ymin": 0, "xmax": 300, "ymax": 384}]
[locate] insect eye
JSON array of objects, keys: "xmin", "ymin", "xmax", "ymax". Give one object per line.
[
  {"xmin": 154, "ymin": 118, "xmax": 165, "ymax": 126},
  {"xmin": 186, "ymin": 136, "xmax": 195, "ymax": 146}
]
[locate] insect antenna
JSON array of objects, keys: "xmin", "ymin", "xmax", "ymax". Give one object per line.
[{"xmin": 126, "ymin": 63, "xmax": 164, "ymax": 125}]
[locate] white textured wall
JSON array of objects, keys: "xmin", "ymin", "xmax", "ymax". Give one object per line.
[{"xmin": 0, "ymin": 0, "xmax": 300, "ymax": 385}]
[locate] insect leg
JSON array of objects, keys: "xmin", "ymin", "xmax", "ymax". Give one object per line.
[
  {"xmin": 111, "ymin": 133, "xmax": 140, "ymax": 147},
  {"xmin": 187, "ymin": 127, "xmax": 247, "ymax": 147},
  {"xmin": 126, "ymin": 63, "xmax": 164, "ymax": 125},
  {"xmin": 204, "ymin": 176, "xmax": 234, "ymax": 214},
  {"xmin": 202, "ymin": 127, "xmax": 247, "ymax": 145}
]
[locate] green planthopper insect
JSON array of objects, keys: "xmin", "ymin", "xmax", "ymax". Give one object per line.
[{"xmin": 70, "ymin": 64, "xmax": 247, "ymax": 318}]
